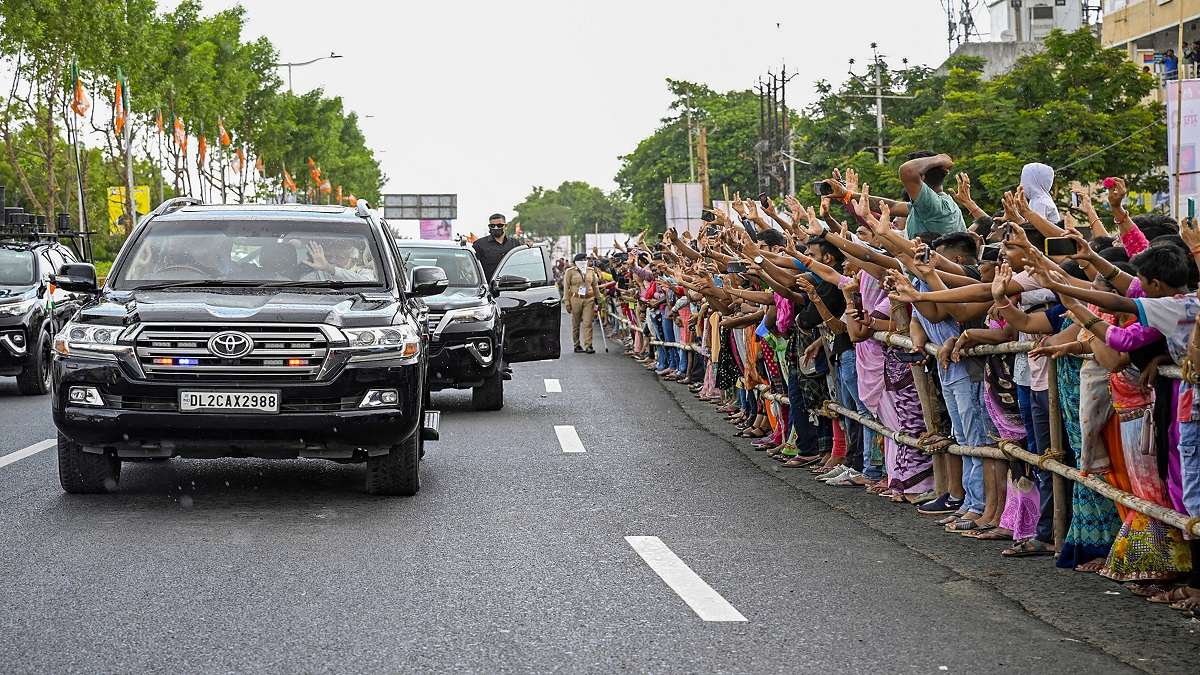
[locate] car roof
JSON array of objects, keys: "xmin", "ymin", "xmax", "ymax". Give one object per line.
[
  {"xmin": 392, "ymin": 239, "xmax": 471, "ymax": 250},
  {"xmin": 157, "ymin": 204, "xmax": 364, "ymax": 223}
]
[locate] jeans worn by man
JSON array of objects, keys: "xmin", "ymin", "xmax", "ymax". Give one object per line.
[{"xmin": 943, "ymin": 376, "xmax": 989, "ymax": 516}]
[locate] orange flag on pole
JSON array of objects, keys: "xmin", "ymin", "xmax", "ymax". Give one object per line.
[
  {"xmin": 319, "ymin": 178, "xmax": 332, "ymax": 194},
  {"xmin": 336, "ymin": 185, "xmax": 343, "ymax": 204},
  {"xmin": 173, "ymin": 116, "xmax": 187, "ymax": 152},
  {"xmin": 218, "ymin": 118, "xmax": 231, "ymax": 146},
  {"xmin": 113, "ymin": 77, "xmax": 126, "ymax": 135},
  {"xmin": 197, "ymin": 134, "xmax": 207, "ymax": 165},
  {"xmin": 282, "ymin": 169, "xmax": 297, "ymax": 192},
  {"xmin": 233, "ymin": 146, "xmax": 245, "ymax": 174},
  {"xmin": 255, "ymin": 155, "xmax": 265, "ymax": 174},
  {"xmin": 348, "ymin": 194, "xmax": 357, "ymax": 207},
  {"xmin": 155, "ymin": 109, "xmax": 163, "ymax": 133}
]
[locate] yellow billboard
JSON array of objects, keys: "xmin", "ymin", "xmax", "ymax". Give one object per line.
[{"xmin": 106, "ymin": 186, "xmax": 150, "ymax": 233}]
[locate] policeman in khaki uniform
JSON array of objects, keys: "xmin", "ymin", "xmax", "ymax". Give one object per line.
[{"xmin": 562, "ymin": 253, "xmax": 600, "ymax": 353}]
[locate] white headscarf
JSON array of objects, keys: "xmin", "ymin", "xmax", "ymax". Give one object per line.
[{"xmin": 1020, "ymin": 162, "xmax": 1060, "ymax": 224}]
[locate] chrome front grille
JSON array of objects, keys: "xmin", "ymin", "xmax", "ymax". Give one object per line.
[
  {"xmin": 134, "ymin": 324, "xmax": 330, "ymax": 381},
  {"xmin": 426, "ymin": 311, "xmax": 445, "ymax": 333}
]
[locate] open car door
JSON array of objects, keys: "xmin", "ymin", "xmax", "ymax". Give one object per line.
[{"xmin": 492, "ymin": 245, "xmax": 561, "ymax": 363}]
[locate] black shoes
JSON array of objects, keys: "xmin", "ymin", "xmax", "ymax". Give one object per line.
[
  {"xmin": 574, "ymin": 345, "xmax": 584, "ymax": 353},
  {"xmin": 585, "ymin": 347, "xmax": 595, "ymax": 354}
]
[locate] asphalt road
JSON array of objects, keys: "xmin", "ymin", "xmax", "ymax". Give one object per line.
[{"xmin": 0, "ymin": 317, "xmax": 1195, "ymax": 673}]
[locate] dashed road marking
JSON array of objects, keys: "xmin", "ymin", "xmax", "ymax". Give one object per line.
[
  {"xmin": 0, "ymin": 439, "xmax": 56, "ymax": 470},
  {"xmin": 554, "ymin": 425, "xmax": 585, "ymax": 453},
  {"xmin": 544, "ymin": 379, "xmax": 562, "ymax": 393},
  {"xmin": 625, "ymin": 535, "xmax": 747, "ymax": 622}
]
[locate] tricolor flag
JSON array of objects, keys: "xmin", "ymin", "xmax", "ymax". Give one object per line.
[
  {"xmin": 336, "ymin": 184, "xmax": 343, "ymax": 204},
  {"xmin": 255, "ymin": 155, "xmax": 264, "ymax": 174},
  {"xmin": 348, "ymin": 193, "xmax": 357, "ymax": 207},
  {"xmin": 69, "ymin": 63, "xmax": 90, "ymax": 117},
  {"xmin": 319, "ymin": 178, "xmax": 332, "ymax": 194},
  {"xmin": 282, "ymin": 169, "xmax": 297, "ymax": 192},
  {"xmin": 233, "ymin": 146, "xmax": 245, "ymax": 174}
]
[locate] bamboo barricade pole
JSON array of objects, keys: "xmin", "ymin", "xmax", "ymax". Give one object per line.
[
  {"xmin": 1046, "ymin": 359, "xmax": 1070, "ymax": 550},
  {"xmin": 826, "ymin": 402, "xmax": 1200, "ymax": 537}
]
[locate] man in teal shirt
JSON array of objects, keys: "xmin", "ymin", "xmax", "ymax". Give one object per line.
[
  {"xmin": 821, "ymin": 151, "xmax": 964, "ymax": 238},
  {"xmin": 900, "ymin": 151, "xmax": 964, "ymax": 238}
]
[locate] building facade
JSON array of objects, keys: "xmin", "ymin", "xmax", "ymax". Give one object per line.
[
  {"xmin": 1102, "ymin": 0, "xmax": 1200, "ymax": 73},
  {"xmin": 987, "ymin": 0, "xmax": 1086, "ymax": 42}
]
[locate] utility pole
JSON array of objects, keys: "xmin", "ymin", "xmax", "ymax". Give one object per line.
[
  {"xmin": 697, "ymin": 124, "xmax": 711, "ymax": 207},
  {"xmin": 686, "ymin": 107, "xmax": 696, "ymax": 182},
  {"xmin": 873, "ymin": 43, "xmax": 884, "ymax": 165}
]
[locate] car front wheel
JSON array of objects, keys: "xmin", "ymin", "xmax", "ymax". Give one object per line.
[
  {"xmin": 365, "ymin": 430, "xmax": 421, "ymax": 496},
  {"xmin": 57, "ymin": 433, "xmax": 121, "ymax": 494}
]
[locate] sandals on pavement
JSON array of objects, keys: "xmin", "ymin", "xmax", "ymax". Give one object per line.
[{"xmin": 1002, "ymin": 539, "xmax": 1055, "ymax": 558}]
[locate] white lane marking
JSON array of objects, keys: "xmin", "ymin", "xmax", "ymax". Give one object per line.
[
  {"xmin": 544, "ymin": 378, "xmax": 562, "ymax": 393},
  {"xmin": 554, "ymin": 425, "xmax": 585, "ymax": 453},
  {"xmin": 625, "ymin": 536, "xmax": 747, "ymax": 622},
  {"xmin": 0, "ymin": 439, "xmax": 56, "ymax": 470}
]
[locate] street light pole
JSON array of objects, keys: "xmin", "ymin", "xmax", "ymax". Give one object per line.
[{"xmin": 271, "ymin": 52, "xmax": 344, "ymax": 93}]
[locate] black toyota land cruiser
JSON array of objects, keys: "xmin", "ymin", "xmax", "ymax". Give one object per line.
[
  {"xmin": 392, "ymin": 239, "xmax": 560, "ymax": 410},
  {"xmin": 49, "ymin": 198, "xmax": 448, "ymax": 496},
  {"xmin": 1, "ymin": 209, "xmax": 90, "ymax": 395}
]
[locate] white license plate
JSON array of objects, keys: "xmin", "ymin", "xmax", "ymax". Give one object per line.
[{"xmin": 179, "ymin": 390, "xmax": 280, "ymax": 413}]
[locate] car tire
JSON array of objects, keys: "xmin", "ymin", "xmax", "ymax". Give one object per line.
[
  {"xmin": 365, "ymin": 429, "xmax": 421, "ymax": 496},
  {"xmin": 16, "ymin": 329, "xmax": 51, "ymax": 396},
  {"xmin": 57, "ymin": 433, "xmax": 121, "ymax": 494},
  {"xmin": 472, "ymin": 371, "xmax": 504, "ymax": 411}
]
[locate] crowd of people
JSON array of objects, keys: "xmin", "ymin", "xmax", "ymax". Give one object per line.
[{"xmin": 580, "ymin": 154, "xmax": 1200, "ymax": 617}]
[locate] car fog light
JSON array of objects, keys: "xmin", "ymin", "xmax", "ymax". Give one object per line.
[
  {"xmin": 10, "ymin": 332, "xmax": 25, "ymax": 347},
  {"xmin": 359, "ymin": 389, "xmax": 399, "ymax": 408},
  {"xmin": 68, "ymin": 386, "xmax": 104, "ymax": 407},
  {"xmin": 475, "ymin": 339, "xmax": 491, "ymax": 356}
]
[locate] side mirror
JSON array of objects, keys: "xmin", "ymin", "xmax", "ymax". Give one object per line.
[
  {"xmin": 492, "ymin": 274, "xmax": 531, "ymax": 293},
  {"xmin": 411, "ymin": 265, "xmax": 449, "ymax": 297},
  {"xmin": 52, "ymin": 263, "xmax": 99, "ymax": 294}
]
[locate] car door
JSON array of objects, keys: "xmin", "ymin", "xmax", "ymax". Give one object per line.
[{"xmin": 493, "ymin": 245, "xmax": 561, "ymax": 362}]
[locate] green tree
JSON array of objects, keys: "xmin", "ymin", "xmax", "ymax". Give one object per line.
[
  {"xmin": 513, "ymin": 181, "xmax": 628, "ymax": 239},
  {"xmin": 615, "ymin": 80, "xmax": 758, "ymax": 233}
]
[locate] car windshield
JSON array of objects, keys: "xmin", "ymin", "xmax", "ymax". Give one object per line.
[
  {"xmin": 113, "ymin": 219, "xmax": 387, "ymax": 290},
  {"xmin": 395, "ymin": 246, "xmax": 481, "ymax": 289},
  {"xmin": 0, "ymin": 247, "xmax": 35, "ymax": 285}
]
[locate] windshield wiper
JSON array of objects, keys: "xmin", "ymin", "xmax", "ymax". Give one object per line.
[
  {"xmin": 128, "ymin": 280, "xmax": 264, "ymax": 290},
  {"xmin": 252, "ymin": 280, "xmax": 379, "ymax": 289}
]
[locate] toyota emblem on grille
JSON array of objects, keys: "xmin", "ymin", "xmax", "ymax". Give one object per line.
[{"xmin": 207, "ymin": 331, "xmax": 253, "ymax": 359}]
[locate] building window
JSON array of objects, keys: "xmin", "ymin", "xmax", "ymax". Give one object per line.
[{"xmin": 1031, "ymin": 6, "xmax": 1055, "ymax": 20}]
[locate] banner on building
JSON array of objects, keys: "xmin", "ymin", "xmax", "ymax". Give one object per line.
[
  {"xmin": 663, "ymin": 182, "xmax": 704, "ymax": 237},
  {"xmin": 419, "ymin": 219, "xmax": 453, "ymax": 240},
  {"xmin": 584, "ymin": 232, "xmax": 623, "ymax": 256},
  {"xmin": 106, "ymin": 185, "xmax": 151, "ymax": 233},
  {"xmin": 1166, "ymin": 78, "xmax": 1200, "ymax": 220}
]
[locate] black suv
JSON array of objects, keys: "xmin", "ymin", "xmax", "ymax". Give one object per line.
[
  {"xmin": 49, "ymin": 198, "xmax": 448, "ymax": 496},
  {"xmin": 1, "ymin": 230, "xmax": 87, "ymax": 395},
  {"xmin": 392, "ymin": 239, "xmax": 560, "ymax": 410}
]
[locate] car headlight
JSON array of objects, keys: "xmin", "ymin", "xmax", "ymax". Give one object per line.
[
  {"xmin": 343, "ymin": 324, "xmax": 421, "ymax": 361},
  {"xmin": 53, "ymin": 322, "xmax": 124, "ymax": 356},
  {"xmin": 0, "ymin": 298, "xmax": 38, "ymax": 317},
  {"xmin": 445, "ymin": 304, "xmax": 495, "ymax": 324}
]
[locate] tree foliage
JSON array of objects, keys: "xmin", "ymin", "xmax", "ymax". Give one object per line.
[
  {"xmin": 617, "ymin": 29, "xmax": 1166, "ymax": 227},
  {"xmin": 513, "ymin": 180, "xmax": 628, "ymax": 239},
  {"xmin": 0, "ymin": 0, "xmax": 383, "ymax": 257}
]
